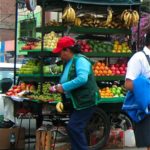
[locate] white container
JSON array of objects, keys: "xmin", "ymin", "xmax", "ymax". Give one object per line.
[{"xmin": 124, "ymin": 129, "xmax": 136, "ymax": 147}]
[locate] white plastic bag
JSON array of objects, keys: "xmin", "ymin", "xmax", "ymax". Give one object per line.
[{"xmin": 124, "ymin": 129, "xmax": 136, "ymax": 147}]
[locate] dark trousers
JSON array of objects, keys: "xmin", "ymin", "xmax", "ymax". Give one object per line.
[{"xmin": 67, "ymin": 106, "xmax": 95, "ymax": 150}]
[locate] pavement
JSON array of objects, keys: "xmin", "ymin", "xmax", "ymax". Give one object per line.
[{"xmin": 105, "ymin": 146, "xmax": 146, "ymax": 149}]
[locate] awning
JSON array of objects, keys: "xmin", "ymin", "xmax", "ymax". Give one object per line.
[
  {"xmin": 37, "ymin": 0, "xmax": 141, "ymax": 6},
  {"xmin": 64, "ymin": 0, "xmax": 141, "ymax": 5}
]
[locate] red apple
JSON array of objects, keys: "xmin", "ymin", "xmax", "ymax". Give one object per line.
[
  {"xmin": 119, "ymin": 67, "xmax": 124, "ymax": 71},
  {"xmin": 114, "ymin": 64, "xmax": 119, "ymax": 68},
  {"xmin": 20, "ymin": 83, "xmax": 26, "ymax": 90},
  {"xmin": 116, "ymin": 70, "xmax": 121, "ymax": 75},
  {"xmin": 121, "ymin": 70, "xmax": 126, "ymax": 74},
  {"xmin": 121, "ymin": 64, "xmax": 126, "ymax": 68},
  {"xmin": 84, "ymin": 49, "xmax": 89, "ymax": 52},
  {"xmin": 14, "ymin": 89, "xmax": 21, "ymax": 93}
]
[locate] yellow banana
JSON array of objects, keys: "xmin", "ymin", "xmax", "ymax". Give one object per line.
[
  {"xmin": 105, "ymin": 8, "xmax": 113, "ymax": 26},
  {"xmin": 74, "ymin": 17, "xmax": 81, "ymax": 26},
  {"xmin": 126, "ymin": 12, "xmax": 132, "ymax": 28},
  {"xmin": 121, "ymin": 9, "xmax": 128, "ymax": 21},
  {"xmin": 132, "ymin": 10, "xmax": 139, "ymax": 26},
  {"xmin": 62, "ymin": 6, "xmax": 69, "ymax": 20},
  {"xmin": 68, "ymin": 6, "xmax": 76, "ymax": 22},
  {"xmin": 66, "ymin": 6, "xmax": 72, "ymax": 22},
  {"xmin": 56, "ymin": 102, "xmax": 64, "ymax": 113}
]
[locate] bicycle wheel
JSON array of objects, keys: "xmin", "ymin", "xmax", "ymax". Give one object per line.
[{"xmin": 86, "ymin": 107, "xmax": 110, "ymax": 150}]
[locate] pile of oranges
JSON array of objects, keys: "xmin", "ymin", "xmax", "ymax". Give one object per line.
[
  {"xmin": 93, "ymin": 62, "xmax": 113, "ymax": 76},
  {"xmin": 99, "ymin": 87, "xmax": 114, "ymax": 98}
]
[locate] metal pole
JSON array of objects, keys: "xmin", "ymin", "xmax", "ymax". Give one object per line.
[
  {"xmin": 137, "ymin": 5, "xmax": 141, "ymax": 51},
  {"xmin": 40, "ymin": 0, "xmax": 45, "ymax": 93},
  {"xmin": 14, "ymin": 0, "xmax": 18, "ymax": 85}
]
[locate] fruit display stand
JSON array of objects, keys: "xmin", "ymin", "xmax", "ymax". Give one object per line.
[{"xmin": 13, "ymin": 0, "xmax": 141, "ymax": 149}]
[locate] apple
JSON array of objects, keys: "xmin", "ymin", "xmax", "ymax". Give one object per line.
[
  {"xmin": 6, "ymin": 92, "xmax": 13, "ymax": 96},
  {"xmin": 114, "ymin": 64, "xmax": 119, "ymax": 68},
  {"xmin": 8, "ymin": 89, "xmax": 14, "ymax": 93},
  {"xmin": 121, "ymin": 64, "xmax": 126, "ymax": 68},
  {"xmin": 14, "ymin": 89, "xmax": 21, "ymax": 93},
  {"xmin": 82, "ymin": 40, "xmax": 87, "ymax": 45},
  {"xmin": 84, "ymin": 49, "xmax": 89, "ymax": 52},
  {"xmin": 119, "ymin": 94, "xmax": 124, "ymax": 97},
  {"xmin": 119, "ymin": 67, "xmax": 124, "ymax": 71},
  {"xmin": 116, "ymin": 70, "xmax": 121, "ymax": 75},
  {"xmin": 111, "ymin": 66, "xmax": 116, "ymax": 71},
  {"xmin": 120, "ymin": 70, "xmax": 126, "ymax": 75},
  {"xmin": 20, "ymin": 83, "xmax": 26, "ymax": 90},
  {"xmin": 13, "ymin": 85, "xmax": 18, "ymax": 89}
]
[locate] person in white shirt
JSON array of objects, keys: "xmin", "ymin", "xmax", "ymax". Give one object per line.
[{"xmin": 125, "ymin": 32, "xmax": 150, "ymax": 150}]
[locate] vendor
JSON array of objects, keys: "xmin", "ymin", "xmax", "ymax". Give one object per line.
[
  {"xmin": 52, "ymin": 36, "xmax": 100, "ymax": 150},
  {"xmin": 124, "ymin": 32, "xmax": 150, "ymax": 150}
]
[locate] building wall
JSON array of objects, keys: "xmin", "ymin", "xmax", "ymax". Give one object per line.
[
  {"xmin": 0, "ymin": 29, "xmax": 15, "ymax": 41},
  {"xmin": 0, "ymin": 0, "xmax": 15, "ymax": 41}
]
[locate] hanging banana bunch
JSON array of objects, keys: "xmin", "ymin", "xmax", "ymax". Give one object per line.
[
  {"xmin": 74, "ymin": 17, "xmax": 82, "ymax": 26},
  {"xmin": 121, "ymin": 9, "xmax": 139, "ymax": 28},
  {"xmin": 131, "ymin": 10, "xmax": 140, "ymax": 26},
  {"xmin": 62, "ymin": 4, "xmax": 76, "ymax": 23},
  {"xmin": 104, "ymin": 8, "xmax": 113, "ymax": 26}
]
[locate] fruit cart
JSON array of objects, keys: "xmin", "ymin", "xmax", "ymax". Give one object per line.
[{"xmin": 11, "ymin": 0, "xmax": 141, "ymax": 149}]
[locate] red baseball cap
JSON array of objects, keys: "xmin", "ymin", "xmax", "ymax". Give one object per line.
[{"xmin": 52, "ymin": 36, "xmax": 75, "ymax": 53}]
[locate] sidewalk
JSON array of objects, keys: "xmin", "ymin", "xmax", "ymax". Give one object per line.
[{"xmin": 105, "ymin": 148, "xmax": 146, "ymax": 150}]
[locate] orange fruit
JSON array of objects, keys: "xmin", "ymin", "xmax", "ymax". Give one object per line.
[
  {"xmin": 97, "ymin": 62, "xmax": 101, "ymax": 66},
  {"xmin": 100, "ymin": 66, "xmax": 104, "ymax": 70},
  {"xmin": 101, "ymin": 62, "xmax": 105, "ymax": 67},
  {"xmin": 105, "ymin": 66, "xmax": 109, "ymax": 70},
  {"xmin": 95, "ymin": 66, "xmax": 100, "ymax": 70}
]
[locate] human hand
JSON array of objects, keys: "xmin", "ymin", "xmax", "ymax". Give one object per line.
[
  {"xmin": 49, "ymin": 85, "xmax": 56, "ymax": 92},
  {"xmin": 56, "ymin": 84, "xmax": 64, "ymax": 93}
]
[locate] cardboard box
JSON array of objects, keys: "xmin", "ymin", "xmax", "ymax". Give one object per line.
[
  {"xmin": 36, "ymin": 129, "xmax": 53, "ymax": 150},
  {"xmin": 0, "ymin": 127, "xmax": 25, "ymax": 150},
  {"xmin": 36, "ymin": 126, "xmax": 70, "ymax": 150},
  {"xmin": 54, "ymin": 143, "xmax": 70, "ymax": 150}
]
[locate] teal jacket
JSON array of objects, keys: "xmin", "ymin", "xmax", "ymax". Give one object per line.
[{"xmin": 61, "ymin": 54, "xmax": 100, "ymax": 110}]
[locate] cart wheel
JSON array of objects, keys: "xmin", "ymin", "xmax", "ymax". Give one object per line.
[
  {"xmin": 110, "ymin": 113, "xmax": 133, "ymax": 130},
  {"xmin": 86, "ymin": 107, "xmax": 110, "ymax": 150}
]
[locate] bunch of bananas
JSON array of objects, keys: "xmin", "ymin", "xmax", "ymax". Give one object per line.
[
  {"xmin": 46, "ymin": 20, "xmax": 61, "ymax": 26},
  {"xmin": 62, "ymin": 5, "xmax": 76, "ymax": 23},
  {"xmin": 56, "ymin": 102, "xmax": 64, "ymax": 113},
  {"xmin": 80, "ymin": 14, "xmax": 102, "ymax": 27},
  {"xmin": 74, "ymin": 17, "xmax": 82, "ymax": 26},
  {"xmin": 121, "ymin": 9, "xmax": 139, "ymax": 28},
  {"xmin": 105, "ymin": 8, "xmax": 113, "ymax": 26}
]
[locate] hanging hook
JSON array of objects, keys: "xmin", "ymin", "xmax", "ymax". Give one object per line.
[
  {"xmin": 129, "ymin": 5, "xmax": 132, "ymax": 11},
  {"xmin": 77, "ymin": 3, "xmax": 82, "ymax": 10}
]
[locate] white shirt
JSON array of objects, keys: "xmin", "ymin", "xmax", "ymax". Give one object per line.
[{"xmin": 126, "ymin": 46, "xmax": 150, "ymax": 80}]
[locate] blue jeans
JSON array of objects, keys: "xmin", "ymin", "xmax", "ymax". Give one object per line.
[{"xmin": 67, "ymin": 106, "xmax": 95, "ymax": 150}]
